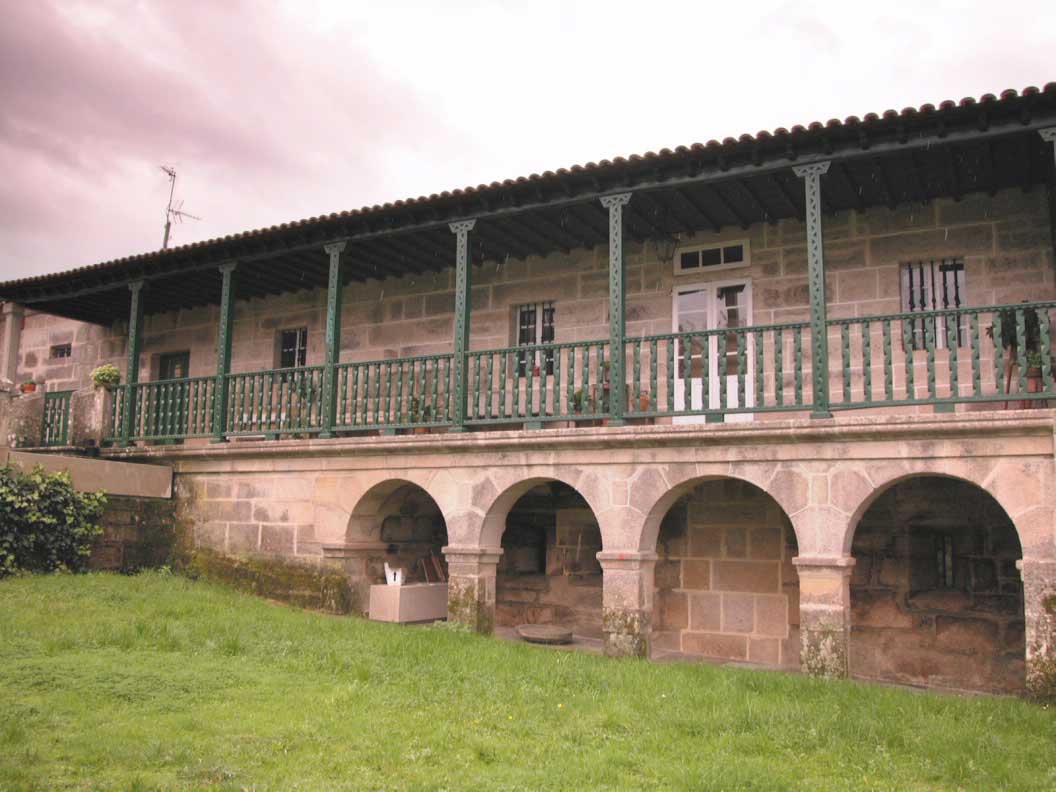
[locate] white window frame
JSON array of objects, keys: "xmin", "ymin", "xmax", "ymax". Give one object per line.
[{"xmin": 674, "ymin": 239, "xmax": 751, "ymax": 276}]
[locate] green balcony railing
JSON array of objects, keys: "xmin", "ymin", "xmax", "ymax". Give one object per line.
[
  {"xmin": 335, "ymin": 354, "xmax": 454, "ymax": 431},
  {"xmin": 100, "ymin": 300, "xmax": 1056, "ymax": 445},
  {"xmin": 624, "ymin": 321, "xmax": 814, "ymax": 419},
  {"xmin": 827, "ymin": 301, "xmax": 1056, "ymax": 410},
  {"xmin": 466, "ymin": 340, "xmax": 611, "ymax": 425},
  {"xmin": 42, "ymin": 390, "xmax": 74, "ymax": 446}
]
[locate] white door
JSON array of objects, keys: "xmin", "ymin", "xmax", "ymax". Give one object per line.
[{"xmin": 672, "ymin": 281, "xmax": 754, "ymax": 424}]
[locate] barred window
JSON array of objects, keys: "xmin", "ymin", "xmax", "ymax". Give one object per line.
[
  {"xmin": 900, "ymin": 259, "xmax": 967, "ymax": 350},
  {"xmin": 50, "ymin": 343, "xmax": 71, "ymax": 360},
  {"xmin": 278, "ymin": 327, "xmax": 308, "ymax": 369},
  {"xmin": 515, "ymin": 302, "xmax": 555, "ymax": 376}
]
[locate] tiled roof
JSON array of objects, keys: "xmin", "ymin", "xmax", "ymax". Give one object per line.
[{"xmin": 2, "ymin": 82, "xmax": 1054, "ymax": 296}]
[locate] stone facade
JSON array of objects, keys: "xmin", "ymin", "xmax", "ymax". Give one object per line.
[
  {"xmin": 654, "ymin": 480, "xmax": 800, "ymax": 667},
  {"xmin": 850, "ymin": 477, "xmax": 1025, "ymax": 693},
  {"xmin": 99, "ymin": 408, "xmax": 1056, "ymax": 695},
  {"xmin": 7, "ymin": 189, "xmax": 1052, "ymax": 416}
]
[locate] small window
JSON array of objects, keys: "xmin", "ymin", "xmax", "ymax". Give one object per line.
[
  {"xmin": 514, "ymin": 302, "xmax": 555, "ymax": 376},
  {"xmin": 50, "ymin": 343, "xmax": 71, "ymax": 360},
  {"xmin": 901, "ymin": 259, "xmax": 967, "ymax": 350},
  {"xmin": 676, "ymin": 241, "xmax": 749, "ymax": 275},
  {"xmin": 935, "ymin": 532, "xmax": 955, "ymax": 589},
  {"xmin": 279, "ymin": 328, "xmax": 308, "ymax": 369}
]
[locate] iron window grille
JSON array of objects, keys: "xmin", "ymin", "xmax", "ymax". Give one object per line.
[
  {"xmin": 49, "ymin": 343, "xmax": 72, "ymax": 360},
  {"xmin": 900, "ymin": 259, "xmax": 967, "ymax": 350},
  {"xmin": 515, "ymin": 302, "xmax": 555, "ymax": 376},
  {"xmin": 279, "ymin": 327, "xmax": 308, "ymax": 369}
]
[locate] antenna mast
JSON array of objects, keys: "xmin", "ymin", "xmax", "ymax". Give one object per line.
[{"xmin": 160, "ymin": 166, "xmax": 201, "ymax": 249}]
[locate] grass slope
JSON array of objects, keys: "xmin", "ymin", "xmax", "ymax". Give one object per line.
[{"xmin": 0, "ymin": 573, "xmax": 1054, "ymax": 791}]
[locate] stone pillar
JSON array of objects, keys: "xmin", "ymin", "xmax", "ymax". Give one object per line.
[
  {"xmin": 443, "ymin": 544, "xmax": 500, "ymax": 633},
  {"xmin": 1021, "ymin": 558, "xmax": 1056, "ymax": 698},
  {"xmin": 793, "ymin": 556, "xmax": 855, "ymax": 678},
  {"xmin": 6, "ymin": 392, "xmax": 44, "ymax": 447},
  {"xmin": 0, "ymin": 379, "xmax": 16, "ymax": 446},
  {"xmin": 68, "ymin": 386, "xmax": 112, "ymax": 448},
  {"xmin": 1, "ymin": 302, "xmax": 25, "ymax": 386},
  {"xmin": 598, "ymin": 550, "xmax": 657, "ymax": 658}
]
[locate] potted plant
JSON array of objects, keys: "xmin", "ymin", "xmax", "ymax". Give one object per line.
[
  {"xmin": 19, "ymin": 380, "xmax": 37, "ymax": 394},
  {"xmin": 90, "ymin": 364, "xmax": 121, "ymax": 388},
  {"xmin": 408, "ymin": 397, "xmax": 431, "ymax": 434},
  {"xmin": 991, "ymin": 304, "xmax": 1047, "ymax": 408}
]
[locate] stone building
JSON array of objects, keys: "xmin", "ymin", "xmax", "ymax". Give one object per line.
[{"xmin": 3, "ymin": 84, "xmax": 1056, "ymax": 696}]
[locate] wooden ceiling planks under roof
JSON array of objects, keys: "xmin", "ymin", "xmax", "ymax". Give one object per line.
[{"xmin": 3, "ymin": 84, "xmax": 1055, "ymax": 324}]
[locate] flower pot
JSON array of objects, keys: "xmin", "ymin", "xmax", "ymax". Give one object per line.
[{"xmin": 20, "ymin": 383, "xmax": 36, "ymax": 394}]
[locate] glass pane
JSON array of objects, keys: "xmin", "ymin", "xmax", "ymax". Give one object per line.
[
  {"xmin": 700, "ymin": 247, "xmax": 722, "ymax": 267},
  {"xmin": 679, "ymin": 251, "xmax": 699, "ymax": 270},
  {"xmin": 722, "ymin": 244, "xmax": 744, "ymax": 264}
]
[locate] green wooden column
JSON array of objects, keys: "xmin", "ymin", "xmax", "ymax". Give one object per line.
[
  {"xmin": 449, "ymin": 220, "xmax": 475, "ymax": 432},
  {"xmin": 320, "ymin": 240, "xmax": 348, "ymax": 438},
  {"xmin": 119, "ymin": 279, "xmax": 146, "ymax": 446},
  {"xmin": 212, "ymin": 262, "xmax": 237, "ymax": 442},
  {"xmin": 601, "ymin": 193, "xmax": 631, "ymax": 426},
  {"xmin": 1042, "ymin": 128, "xmax": 1056, "ymax": 260},
  {"xmin": 793, "ymin": 161, "xmax": 833, "ymax": 419}
]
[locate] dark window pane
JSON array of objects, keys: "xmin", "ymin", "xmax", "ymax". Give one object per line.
[
  {"xmin": 679, "ymin": 251, "xmax": 699, "ymax": 270},
  {"xmin": 722, "ymin": 244, "xmax": 744, "ymax": 264},
  {"xmin": 700, "ymin": 247, "xmax": 722, "ymax": 267}
]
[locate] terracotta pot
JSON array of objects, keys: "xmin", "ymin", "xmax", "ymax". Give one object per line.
[
  {"xmin": 414, "ymin": 427, "xmax": 429, "ymax": 435},
  {"xmin": 639, "ymin": 394, "xmax": 651, "ymax": 412},
  {"xmin": 20, "ymin": 383, "xmax": 36, "ymax": 394}
]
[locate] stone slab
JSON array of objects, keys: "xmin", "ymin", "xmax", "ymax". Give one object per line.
[{"xmin": 369, "ymin": 582, "xmax": 449, "ymax": 623}]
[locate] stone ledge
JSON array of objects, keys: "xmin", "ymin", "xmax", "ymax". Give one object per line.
[{"xmin": 99, "ymin": 408, "xmax": 1056, "ymax": 466}]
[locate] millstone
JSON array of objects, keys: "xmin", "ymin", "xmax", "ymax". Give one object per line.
[{"xmin": 515, "ymin": 624, "xmax": 573, "ymax": 645}]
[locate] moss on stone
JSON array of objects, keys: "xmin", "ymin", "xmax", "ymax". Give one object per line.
[
  {"xmin": 802, "ymin": 629, "xmax": 848, "ymax": 679},
  {"xmin": 181, "ymin": 547, "xmax": 353, "ymax": 615}
]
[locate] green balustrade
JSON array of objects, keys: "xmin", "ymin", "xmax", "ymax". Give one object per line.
[{"xmin": 41, "ymin": 390, "xmax": 74, "ymax": 446}]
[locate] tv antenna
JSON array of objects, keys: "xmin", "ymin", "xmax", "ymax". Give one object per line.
[{"xmin": 160, "ymin": 165, "xmax": 201, "ymax": 249}]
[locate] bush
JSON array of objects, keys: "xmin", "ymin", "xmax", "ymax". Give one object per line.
[
  {"xmin": 0, "ymin": 465, "xmax": 106, "ymax": 577},
  {"xmin": 90, "ymin": 364, "xmax": 121, "ymax": 387}
]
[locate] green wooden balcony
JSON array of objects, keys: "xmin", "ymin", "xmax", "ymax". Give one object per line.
[{"xmin": 99, "ymin": 300, "xmax": 1056, "ymax": 446}]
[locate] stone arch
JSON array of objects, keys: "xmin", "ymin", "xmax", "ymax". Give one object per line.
[
  {"xmin": 847, "ymin": 473, "xmax": 1026, "ymax": 693},
  {"xmin": 478, "ymin": 474, "xmax": 607, "ymax": 637},
  {"xmin": 637, "ymin": 468, "xmax": 807, "ymax": 554},
  {"xmin": 647, "ymin": 473, "xmax": 802, "ymax": 667},
  {"xmin": 839, "ymin": 461, "xmax": 1041, "ymax": 558},
  {"xmin": 474, "ymin": 470, "xmax": 610, "ymax": 549}
]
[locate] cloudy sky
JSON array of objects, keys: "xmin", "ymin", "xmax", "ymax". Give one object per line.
[{"xmin": 2, "ymin": 0, "xmax": 1052, "ymax": 280}]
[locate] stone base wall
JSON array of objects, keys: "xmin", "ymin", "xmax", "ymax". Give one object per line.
[
  {"xmin": 654, "ymin": 480, "xmax": 800, "ymax": 667},
  {"xmin": 88, "ymin": 495, "xmax": 177, "ymax": 572},
  {"xmin": 850, "ymin": 477, "xmax": 1025, "ymax": 693}
]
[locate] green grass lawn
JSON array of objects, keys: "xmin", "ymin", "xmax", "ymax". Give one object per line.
[{"xmin": 1, "ymin": 573, "xmax": 1054, "ymax": 791}]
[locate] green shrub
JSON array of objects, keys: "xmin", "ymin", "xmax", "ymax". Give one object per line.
[
  {"xmin": 90, "ymin": 364, "xmax": 121, "ymax": 387},
  {"xmin": 0, "ymin": 465, "xmax": 107, "ymax": 576}
]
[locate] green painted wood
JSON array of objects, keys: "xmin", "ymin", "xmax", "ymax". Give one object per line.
[
  {"xmin": 862, "ymin": 321, "xmax": 872, "ymax": 403},
  {"xmin": 947, "ymin": 314, "xmax": 959, "ymax": 399},
  {"xmin": 601, "ymin": 193, "xmax": 631, "ymax": 425},
  {"xmin": 840, "ymin": 323, "xmax": 851, "ymax": 403},
  {"xmin": 120, "ymin": 280, "xmax": 146, "ymax": 446},
  {"xmin": 794, "ymin": 161, "xmax": 832, "ymax": 418},
  {"xmin": 665, "ymin": 338, "xmax": 674, "ymax": 413},
  {"xmin": 753, "ymin": 330, "xmax": 764, "ymax": 408},
  {"xmin": 1040, "ymin": 311, "xmax": 1054, "ymax": 391},
  {"xmin": 212, "ymin": 263, "xmax": 236, "ymax": 441},
  {"xmin": 649, "ymin": 339, "xmax": 658, "ymax": 413},
  {"xmin": 774, "ymin": 328, "xmax": 784, "ymax": 406},
  {"xmin": 450, "ymin": 219, "xmax": 475, "ymax": 431},
  {"xmin": 500, "ymin": 351, "xmax": 509, "ymax": 419},
  {"xmin": 902, "ymin": 319, "xmax": 916, "ymax": 401},
  {"xmin": 736, "ymin": 330, "xmax": 747, "ymax": 409},
  {"xmin": 681, "ymin": 337, "xmax": 691, "ymax": 411},
  {"xmin": 883, "ymin": 321, "xmax": 893, "ymax": 401},
  {"xmin": 718, "ymin": 333, "xmax": 728, "ymax": 412},
  {"xmin": 794, "ymin": 327, "xmax": 803, "ymax": 405},
  {"xmin": 632, "ymin": 340, "xmax": 641, "ymax": 412},
  {"xmin": 970, "ymin": 315, "xmax": 982, "ymax": 397},
  {"xmin": 925, "ymin": 316, "xmax": 937, "ymax": 399},
  {"xmin": 1015, "ymin": 308, "xmax": 1028, "ymax": 394},
  {"xmin": 42, "ymin": 390, "xmax": 74, "ymax": 446}
]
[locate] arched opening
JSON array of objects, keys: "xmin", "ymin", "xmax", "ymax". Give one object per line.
[
  {"xmin": 653, "ymin": 478, "xmax": 800, "ymax": 667},
  {"xmin": 493, "ymin": 481, "xmax": 604, "ymax": 638},
  {"xmin": 850, "ymin": 475, "xmax": 1025, "ymax": 693},
  {"xmin": 341, "ymin": 480, "xmax": 448, "ymax": 614}
]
